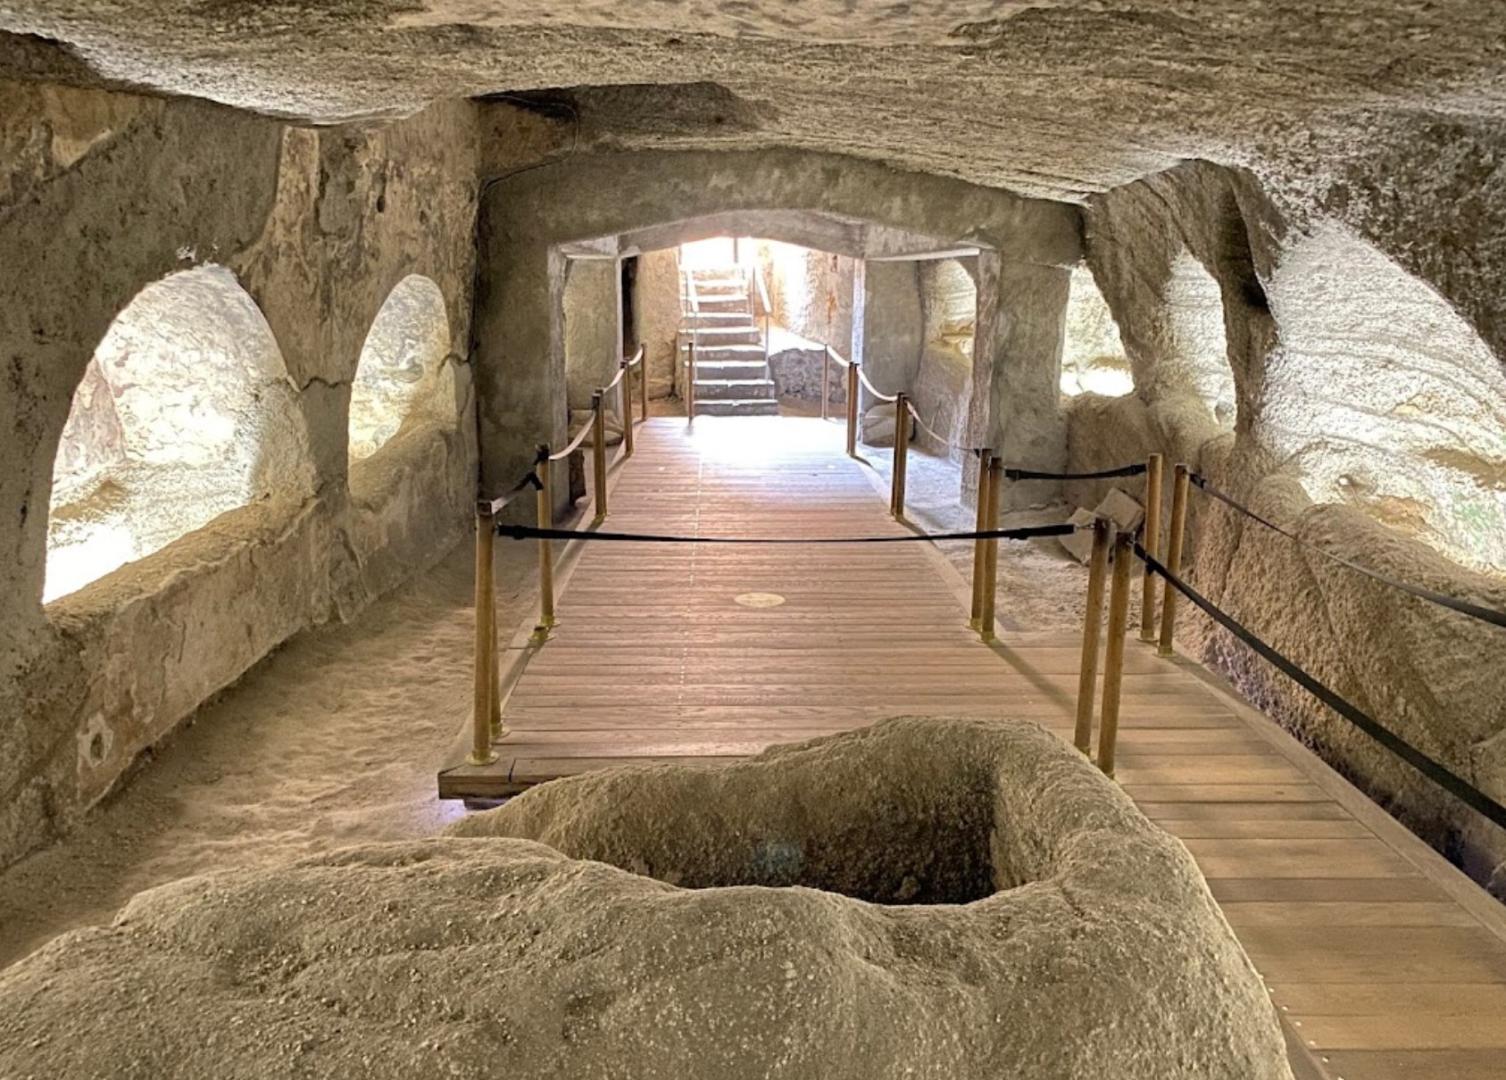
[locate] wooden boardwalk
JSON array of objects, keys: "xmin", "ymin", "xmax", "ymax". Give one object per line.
[{"xmin": 442, "ymin": 417, "xmax": 1506, "ymax": 1080}]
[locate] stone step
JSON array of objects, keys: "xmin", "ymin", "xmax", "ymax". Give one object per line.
[
  {"xmin": 685, "ymin": 311, "xmax": 753, "ymax": 325},
  {"xmin": 694, "ymin": 359, "xmax": 771, "ymax": 380},
  {"xmin": 694, "ymin": 377, "xmax": 777, "ymax": 401},
  {"xmin": 694, "ymin": 293, "xmax": 751, "ymax": 310},
  {"xmin": 693, "ymin": 397, "xmax": 782, "ymax": 417},
  {"xmin": 684, "ymin": 343, "xmax": 766, "ymax": 365},
  {"xmin": 687, "ymin": 325, "xmax": 761, "ymax": 346}
]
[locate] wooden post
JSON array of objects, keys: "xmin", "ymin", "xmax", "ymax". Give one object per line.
[
  {"xmin": 764, "ymin": 310, "xmax": 771, "ymax": 365},
  {"xmin": 845, "ymin": 363, "xmax": 860, "ymax": 457},
  {"xmin": 620, "ymin": 362, "xmax": 634, "ymax": 458},
  {"xmin": 969, "ymin": 450, "xmax": 993, "ymax": 630},
  {"xmin": 469, "ymin": 505, "xmax": 499, "ymax": 765},
  {"xmin": 533, "ymin": 448, "xmax": 556, "ymax": 643},
  {"xmin": 1158, "ymin": 463, "xmax": 1192, "ymax": 658},
  {"xmin": 639, "ymin": 349, "xmax": 649, "ymax": 422},
  {"xmin": 891, "ymin": 392, "xmax": 911, "ymax": 519},
  {"xmin": 591, "ymin": 390, "xmax": 609, "ymax": 523},
  {"xmin": 821, "ymin": 349, "xmax": 831, "ymax": 421},
  {"xmin": 686, "ymin": 341, "xmax": 697, "ymax": 423},
  {"xmin": 1098, "ymin": 530, "xmax": 1134, "ymax": 777},
  {"xmin": 1139, "ymin": 453, "xmax": 1163, "ymax": 641},
  {"xmin": 1073, "ymin": 517, "xmax": 1111, "ymax": 755},
  {"xmin": 979, "ymin": 454, "xmax": 1003, "ymax": 643}
]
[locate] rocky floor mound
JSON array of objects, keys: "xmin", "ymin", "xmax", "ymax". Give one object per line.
[{"xmin": 0, "ymin": 717, "xmax": 1291, "ymax": 1078}]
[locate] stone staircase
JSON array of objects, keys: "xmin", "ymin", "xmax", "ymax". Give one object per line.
[{"xmin": 682, "ymin": 265, "xmax": 778, "ymax": 417}]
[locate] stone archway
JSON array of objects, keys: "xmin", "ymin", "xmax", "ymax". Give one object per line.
[
  {"xmin": 46, "ymin": 264, "xmax": 311, "ymax": 602},
  {"xmin": 348, "ymin": 274, "xmax": 456, "ymax": 465}
]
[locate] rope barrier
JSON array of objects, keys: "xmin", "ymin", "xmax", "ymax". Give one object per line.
[
  {"xmin": 1003, "ymin": 462, "xmax": 1149, "ymax": 481},
  {"xmin": 477, "ymin": 469, "xmax": 542, "ymax": 517},
  {"xmin": 602, "ymin": 364, "xmax": 627, "ymax": 392},
  {"xmin": 499, "ymin": 522, "xmax": 1079, "ymax": 546},
  {"xmin": 1189, "ymin": 473, "xmax": 1506, "ymax": 630},
  {"xmin": 547, "ymin": 421, "xmax": 596, "ymax": 461},
  {"xmin": 1134, "ymin": 541, "xmax": 1506, "ymax": 832},
  {"xmin": 856, "ymin": 365, "xmax": 898, "ymax": 403},
  {"xmin": 902, "ymin": 399, "xmax": 983, "ymax": 456}
]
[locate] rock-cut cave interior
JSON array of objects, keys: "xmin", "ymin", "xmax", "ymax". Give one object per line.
[{"xmin": 2, "ymin": 4, "xmax": 1506, "ymax": 1078}]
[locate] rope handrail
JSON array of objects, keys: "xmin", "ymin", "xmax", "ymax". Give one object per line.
[
  {"xmin": 856, "ymin": 365, "xmax": 898, "ymax": 403},
  {"xmin": 1003, "ymin": 462, "xmax": 1148, "ymax": 482},
  {"xmin": 602, "ymin": 364, "xmax": 627, "ymax": 392},
  {"xmin": 1134, "ymin": 540, "xmax": 1506, "ymax": 831},
  {"xmin": 548, "ymin": 419, "xmax": 596, "ymax": 461},
  {"xmin": 623, "ymin": 344, "xmax": 645, "ymax": 368},
  {"xmin": 476, "ymin": 469, "xmax": 542, "ymax": 517},
  {"xmin": 824, "ymin": 345, "xmax": 854, "ymax": 369},
  {"xmin": 1188, "ymin": 472, "xmax": 1506, "ymax": 630},
  {"xmin": 752, "ymin": 264, "xmax": 771, "ymax": 317},
  {"xmin": 499, "ymin": 521, "xmax": 1079, "ymax": 546},
  {"xmin": 902, "ymin": 398, "xmax": 986, "ymax": 456}
]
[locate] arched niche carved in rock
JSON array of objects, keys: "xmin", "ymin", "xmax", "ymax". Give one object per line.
[{"xmin": 46, "ymin": 265, "xmax": 312, "ymax": 603}]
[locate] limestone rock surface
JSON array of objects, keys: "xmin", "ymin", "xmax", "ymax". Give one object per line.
[{"xmin": 0, "ymin": 717, "xmax": 1291, "ymax": 1079}]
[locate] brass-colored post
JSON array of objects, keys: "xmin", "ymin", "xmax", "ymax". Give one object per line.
[
  {"xmin": 891, "ymin": 392, "xmax": 911, "ymax": 519},
  {"xmin": 639, "ymin": 350, "xmax": 649, "ymax": 422},
  {"xmin": 1158, "ymin": 463, "xmax": 1192, "ymax": 658},
  {"xmin": 469, "ymin": 505, "xmax": 499, "ymax": 765},
  {"xmin": 488, "ymin": 585, "xmax": 502, "ymax": 738},
  {"xmin": 821, "ymin": 349, "xmax": 831, "ymax": 421},
  {"xmin": 591, "ymin": 390, "xmax": 609, "ymax": 523},
  {"xmin": 979, "ymin": 454, "xmax": 1003, "ymax": 643},
  {"xmin": 969, "ymin": 450, "xmax": 993, "ymax": 630},
  {"xmin": 1098, "ymin": 530, "xmax": 1134, "ymax": 777},
  {"xmin": 1073, "ymin": 517, "xmax": 1111, "ymax": 755},
  {"xmin": 1139, "ymin": 453, "xmax": 1163, "ymax": 641},
  {"xmin": 533, "ymin": 449, "xmax": 556, "ymax": 643},
  {"xmin": 845, "ymin": 363, "xmax": 860, "ymax": 457},
  {"xmin": 620, "ymin": 362, "xmax": 635, "ymax": 458},
  {"xmin": 686, "ymin": 341, "xmax": 697, "ymax": 423}
]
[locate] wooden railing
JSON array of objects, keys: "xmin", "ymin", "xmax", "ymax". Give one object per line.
[
  {"xmin": 1073, "ymin": 454, "xmax": 1188, "ymax": 778},
  {"xmin": 465, "ymin": 344, "xmax": 646, "ymax": 764},
  {"xmin": 749, "ymin": 263, "xmax": 772, "ymax": 365}
]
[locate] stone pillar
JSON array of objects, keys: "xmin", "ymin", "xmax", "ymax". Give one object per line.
[
  {"xmin": 562, "ymin": 257, "xmax": 624, "ymax": 412},
  {"xmin": 968, "ymin": 252, "xmax": 1070, "ymax": 509},
  {"xmin": 472, "ymin": 234, "xmax": 568, "ymax": 520}
]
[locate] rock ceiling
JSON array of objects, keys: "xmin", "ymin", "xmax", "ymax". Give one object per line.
[{"xmin": 3, "ymin": 1, "xmax": 1505, "ymax": 204}]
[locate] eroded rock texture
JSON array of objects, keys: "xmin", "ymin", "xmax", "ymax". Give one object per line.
[
  {"xmin": 1065, "ymin": 160, "xmax": 1506, "ymax": 892},
  {"xmin": 0, "ymin": 718, "xmax": 1289, "ymax": 1079}
]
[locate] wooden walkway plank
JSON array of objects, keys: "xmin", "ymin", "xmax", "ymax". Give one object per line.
[{"xmin": 439, "ymin": 417, "xmax": 1506, "ymax": 1080}]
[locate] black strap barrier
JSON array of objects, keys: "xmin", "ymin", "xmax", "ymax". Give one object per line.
[
  {"xmin": 1134, "ymin": 542, "xmax": 1506, "ymax": 833},
  {"xmin": 1189, "ymin": 474, "xmax": 1506, "ymax": 630},
  {"xmin": 499, "ymin": 522, "xmax": 1079, "ymax": 546},
  {"xmin": 1003, "ymin": 463, "xmax": 1148, "ymax": 482}
]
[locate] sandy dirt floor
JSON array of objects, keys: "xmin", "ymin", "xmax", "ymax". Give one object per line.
[{"xmin": 0, "ymin": 411, "xmax": 1140, "ymax": 970}]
